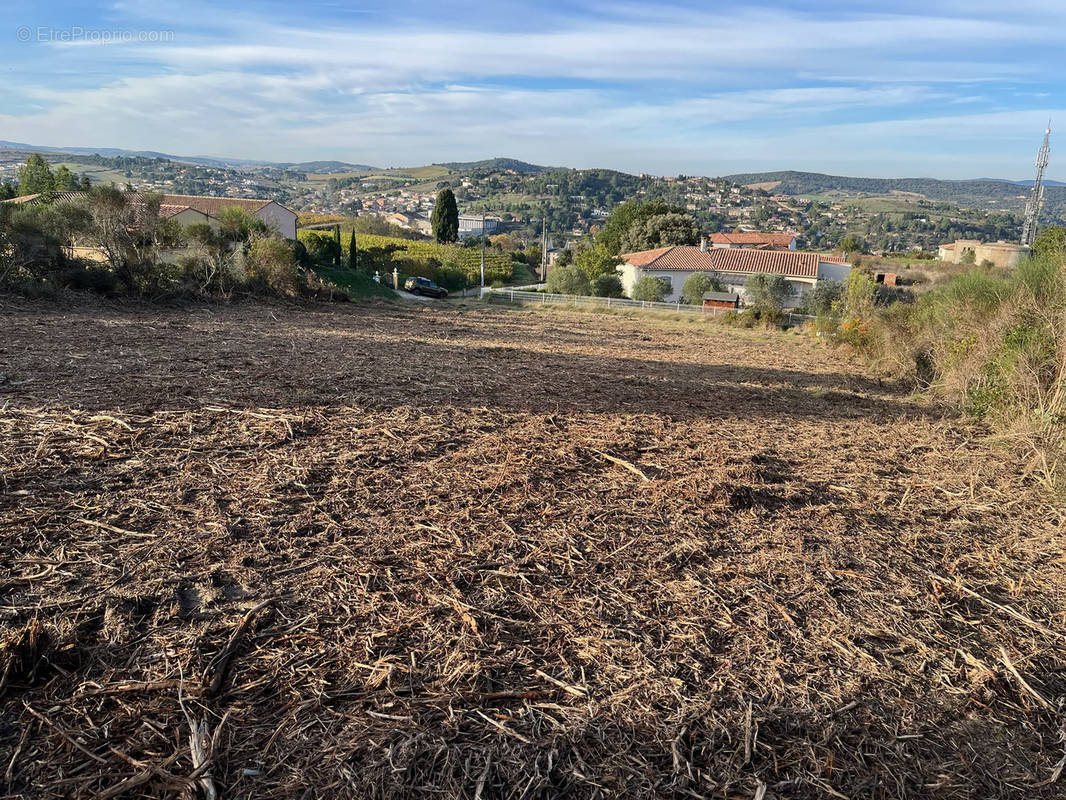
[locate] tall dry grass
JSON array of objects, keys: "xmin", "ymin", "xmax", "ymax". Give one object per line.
[{"xmin": 873, "ymin": 248, "xmax": 1066, "ymax": 492}]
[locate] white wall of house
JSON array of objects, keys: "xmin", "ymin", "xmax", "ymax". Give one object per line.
[
  {"xmin": 816, "ymin": 261, "xmax": 852, "ymax": 282},
  {"xmin": 256, "ymin": 201, "xmax": 297, "ymax": 239},
  {"xmin": 170, "ymin": 208, "xmax": 214, "ymax": 229},
  {"xmin": 619, "ymin": 263, "xmax": 641, "ymax": 298}
]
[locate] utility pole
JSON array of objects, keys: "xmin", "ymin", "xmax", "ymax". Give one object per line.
[
  {"xmin": 480, "ymin": 214, "xmax": 486, "ymax": 297},
  {"xmin": 540, "ymin": 213, "xmax": 548, "ymax": 282},
  {"xmin": 1022, "ymin": 122, "xmax": 1051, "ymax": 248}
]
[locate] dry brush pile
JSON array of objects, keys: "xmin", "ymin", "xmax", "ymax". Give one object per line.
[{"xmin": 1, "ymin": 297, "xmax": 1065, "ymax": 799}]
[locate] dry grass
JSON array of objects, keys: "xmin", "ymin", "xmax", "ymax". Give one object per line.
[{"xmin": 1, "ymin": 296, "xmax": 1065, "ymax": 799}]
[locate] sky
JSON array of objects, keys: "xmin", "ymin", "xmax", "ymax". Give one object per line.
[{"xmin": 1, "ymin": 0, "xmax": 1062, "ymax": 179}]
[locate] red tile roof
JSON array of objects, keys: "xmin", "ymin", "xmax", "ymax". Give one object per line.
[
  {"xmin": 160, "ymin": 194, "xmax": 275, "ymax": 216},
  {"xmin": 158, "ymin": 203, "xmax": 199, "ymax": 219},
  {"xmin": 709, "ymin": 232, "xmax": 797, "ymax": 247},
  {"xmin": 621, "ymin": 246, "xmax": 847, "ymax": 279},
  {"xmin": 620, "ymin": 245, "xmax": 674, "ymax": 267}
]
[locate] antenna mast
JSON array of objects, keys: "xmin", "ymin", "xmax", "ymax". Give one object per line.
[{"xmin": 1021, "ymin": 123, "xmax": 1051, "ymax": 248}]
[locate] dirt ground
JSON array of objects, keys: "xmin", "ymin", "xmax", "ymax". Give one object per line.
[{"xmin": 1, "ymin": 296, "xmax": 1064, "ymax": 799}]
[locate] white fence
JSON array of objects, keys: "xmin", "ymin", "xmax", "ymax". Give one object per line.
[{"xmin": 482, "ymin": 289, "xmax": 815, "ymax": 326}]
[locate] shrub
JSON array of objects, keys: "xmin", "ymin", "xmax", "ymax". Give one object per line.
[
  {"xmin": 247, "ymin": 235, "xmax": 303, "ymax": 296},
  {"xmin": 799, "ymin": 279, "xmax": 842, "ymax": 316},
  {"xmin": 869, "ymin": 250, "xmax": 1066, "ymax": 490},
  {"xmin": 631, "ymin": 275, "xmax": 670, "ymax": 302},
  {"xmin": 681, "ymin": 271, "xmax": 724, "ymax": 305},
  {"xmin": 57, "ymin": 265, "xmax": 118, "ymax": 294},
  {"xmin": 746, "ymin": 273, "xmax": 791, "ymax": 322},
  {"xmin": 304, "ymin": 232, "xmax": 342, "ymax": 266},
  {"xmin": 546, "ymin": 265, "xmax": 591, "ymax": 296},
  {"xmin": 592, "ymin": 273, "xmax": 624, "ymax": 298}
]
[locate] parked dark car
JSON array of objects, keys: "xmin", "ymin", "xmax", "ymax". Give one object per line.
[{"xmin": 404, "ymin": 276, "xmax": 448, "ymax": 298}]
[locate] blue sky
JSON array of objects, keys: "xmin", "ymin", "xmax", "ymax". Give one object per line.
[{"xmin": 1, "ymin": 0, "xmax": 1062, "ymax": 179}]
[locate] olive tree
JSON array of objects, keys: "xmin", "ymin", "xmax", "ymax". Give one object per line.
[
  {"xmin": 546, "ymin": 265, "xmax": 591, "ymax": 295},
  {"xmin": 631, "ymin": 275, "xmax": 670, "ymax": 302},
  {"xmin": 680, "ymin": 271, "xmax": 724, "ymax": 304}
]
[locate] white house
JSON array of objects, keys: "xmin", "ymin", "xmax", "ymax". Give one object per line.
[
  {"xmin": 458, "ymin": 214, "xmax": 499, "ymax": 238},
  {"xmin": 160, "ymin": 195, "xmax": 298, "ymax": 239},
  {"xmin": 619, "ymin": 245, "xmax": 850, "ymax": 308}
]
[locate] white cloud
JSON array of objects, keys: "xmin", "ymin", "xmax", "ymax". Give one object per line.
[{"xmin": 0, "ymin": 1, "xmax": 1058, "ymax": 176}]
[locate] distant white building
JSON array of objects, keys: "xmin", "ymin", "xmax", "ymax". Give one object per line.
[
  {"xmin": 458, "ymin": 214, "xmax": 499, "ymax": 238},
  {"xmin": 619, "ymin": 245, "xmax": 850, "ymax": 308}
]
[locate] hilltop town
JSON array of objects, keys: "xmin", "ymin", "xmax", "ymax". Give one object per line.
[{"xmin": 0, "ymin": 146, "xmax": 1052, "ymax": 255}]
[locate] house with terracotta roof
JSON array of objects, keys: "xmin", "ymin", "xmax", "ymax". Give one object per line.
[
  {"xmin": 708, "ymin": 232, "xmax": 798, "ymax": 250},
  {"xmin": 159, "ymin": 194, "xmax": 297, "ymax": 239},
  {"xmin": 619, "ymin": 244, "xmax": 850, "ymax": 307}
]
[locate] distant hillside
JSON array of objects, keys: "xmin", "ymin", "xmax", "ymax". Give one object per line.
[
  {"xmin": 436, "ymin": 158, "xmax": 550, "ymax": 174},
  {"xmin": 722, "ymin": 170, "xmax": 1066, "ymax": 219},
  {"xmin": 282, "ymin": 160, "xmax": 377, "ymax": 173},
  {"xmin": 0, "ymin": 141, "xmax": 381, "ymax": 172}
]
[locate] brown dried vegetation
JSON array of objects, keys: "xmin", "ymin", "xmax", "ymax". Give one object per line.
[{"xmin": 1, "ymin": 297, "xmax": 1064, "ymax": 798}]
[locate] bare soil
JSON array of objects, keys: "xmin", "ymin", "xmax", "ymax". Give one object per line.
[{"xmin": 1, "ymin": 297, "xmax": 1064, "ymax": 799}]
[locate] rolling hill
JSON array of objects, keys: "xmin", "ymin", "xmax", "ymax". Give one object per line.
[
  {"xmin": 436, "ymin": 158, "xmax": 550, "ymax": 173},
  {"xmin": 722, "ymin": 170, "xmax": 1066, "ymax": 219}
]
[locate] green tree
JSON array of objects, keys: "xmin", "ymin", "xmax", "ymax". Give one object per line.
[
  {"xmin": 619, "ymin": 212, "xmax": 699, "ymax": 252},
  {"xmin": 18, "ymin": 154, "xmax": 55, "ymax": 195},
  {"xmin": 431, "ymin": 189, "xmax": 459, "ymax": 243},
  {"xmin": 52, "ymin": 165, "xmax": 76, "ymax": 191},
  {"xmin": 575, "ymin": 242, "xmax": 621, "ymax": 280},
  {"xmin": 304, "ymin": 232, "xmax": 343, "ymax": 265},
  {"xmin": 80, "ymin": 175, "xmax": 92, "ymax": 191},
  {"xmin": 1032, "ymin": 226, "xmax": 1066, "ymax": 260},
  {"xmin": 596, "ymin": 198, "xmax": 675, "ymax": 256},
  {"xmin": 545, "ymin": 265, "xmax": 591, "ymax": 295},
  {"xmin": 680, "ymin": 271, "xmax": 724, "ymax": 305},
  {"xmin": 839, "ymin": 233, "xmax": 864, "ymax": 254},
  {"xmin": 835, "ymin": 269, "xmax": 875, "ymax": 321},
  {"xmin": 592, "ymin": 272, "xmax": 624, "ymax": 298},
  {"xmin": 746, "ymin": 273, "xmax": 792, "ymax": 318},
  {"xmin": 348, "ymin": 229, "xmax": 357, "ymax": 270},
  {"xmin": 800, "ymin": 279, "xmax": 843, "ymax": 316},
  {"xmin": 631, "ymin": 275, "xmax": 670, "ymax": 302}
]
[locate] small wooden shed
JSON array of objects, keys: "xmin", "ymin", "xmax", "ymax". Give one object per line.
[{"xmin": 702, "ymin": 291, "xmax": 741, "ymax": 310}]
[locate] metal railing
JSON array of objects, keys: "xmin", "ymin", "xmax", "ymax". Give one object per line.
[{"xmin": 482, "ymin": 289, "xmax": 814, "ymax": 326}]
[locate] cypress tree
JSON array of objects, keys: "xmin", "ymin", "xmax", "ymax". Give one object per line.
[
  {"xmin": 333, "ymin": 225, "xmax": 342, "ymax": 266},
  {"xmin": 431, "ymin": 189, "xmax": 459, "ymax": 244},
  {"xmin": 348, "ymin": 229, "xmax": 357, "ymax": 270}
]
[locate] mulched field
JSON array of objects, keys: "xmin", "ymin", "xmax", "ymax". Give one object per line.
[{"xmin": 1, "ymin": 296, "xmax": 1064, "ymax": 799}]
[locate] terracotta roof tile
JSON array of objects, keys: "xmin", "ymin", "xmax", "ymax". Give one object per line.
[
  {"xmin": 621, "ymin": 246, "xmax": 847, "ymax": 279},
  {"xmin": 709, "ymin": 232, "xmax": 797, "ymax": 247}
]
